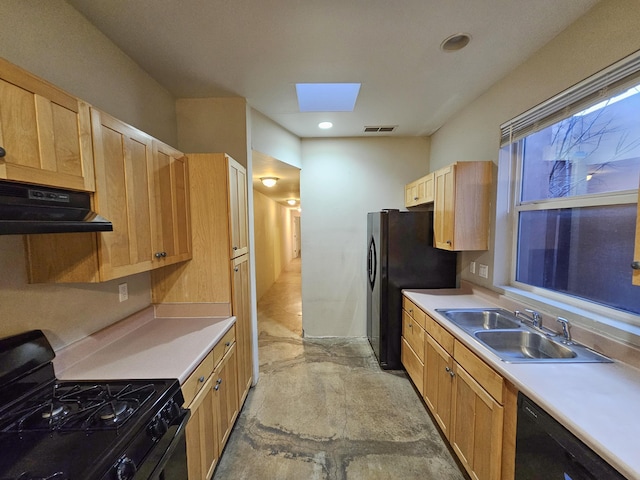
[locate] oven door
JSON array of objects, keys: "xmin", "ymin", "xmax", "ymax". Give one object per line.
[{"xmin": 136, "ymin": 409, "xmax": 191, "ymax": 480}]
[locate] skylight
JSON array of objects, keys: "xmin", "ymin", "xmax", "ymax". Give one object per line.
[{"xmin": 296, "ymin": 83, "xmax": 361, "ymax": 112}]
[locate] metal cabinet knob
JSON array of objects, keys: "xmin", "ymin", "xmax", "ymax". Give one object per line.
[
  {"xmin": 632, "ymin": 261, "xmax": 640, "ymax": 270},
  {"xmin": 198, "ymin": 376, "xmax": 205, "ymax": 383},
  {"xmin": 225, "ymin": 341, "xmax": 231, "ymax": 347},
  {"xmin": 0, "ymin": 146, "xmax": 5, "ymax": 157},
  {"xmin": 214, "ymin": 384, "xmax": 219, "ymax": 391},
  {"xmin": 233, "ymin": 246, "xmax": 238, "ymax": 251},
  {"xmin": 217, "ymin": 378, "xmax": 222, "ymax": 384},
  {"xmin": 446, "ymin": 240, "xmax": 452, "ymax": 245},
  {"xmin": 154, "ymin": 251, "xmax": 168, "ymax": 258}
]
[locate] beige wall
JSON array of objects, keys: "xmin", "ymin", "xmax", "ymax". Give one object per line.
[
  {"xmin": 301, "ymin": 136, "xmax": 431, "ymax": 337},
  {"xmin": 429, "ymin": 0, "xmax": 640, "ymax": 291},
  {"xmin": 176, "ymin": 97, "xmax": 249, "ymax": 167},
  {"xmin": 253, "ymin": 190, "xmax": 298, "ymax": 301},
  {"xmin": 0, "ymin": 1, "xmax": 178, "ymax": 350}
]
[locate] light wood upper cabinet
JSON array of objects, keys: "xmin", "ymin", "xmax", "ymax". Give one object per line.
[
  {"xmin": 150, "ymin": 140, "xmax": 192, "ymax": 266},
  {"xmin": 229, "ymin": 158, "xmax": 248, "ymax": 258},
  {"xmin": 404, "ymin": 172, "xmax": 434, "ymax": 207},
  {"xmin": 0, "ymin": 57, "xmax": 95, "ymax": 191},
  {"xmin": 26, "ymin": 110, "xmax": 191, "ymax": 283},
  {"xmin": 434, "ymin": 161, "xmax": 492, "ymax": 251}
]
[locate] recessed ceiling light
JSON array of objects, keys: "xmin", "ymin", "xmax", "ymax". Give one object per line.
[
  {"xmin": 440, "ymin": 33, "xmax": 471, "ymax": 52},
  {"xmin": 318, "ymin": 122, "xmax": 333, "ymax": 129},
  {"xmin": 287, "ymin": 199, "xmax": 297, "ymax": 205}
]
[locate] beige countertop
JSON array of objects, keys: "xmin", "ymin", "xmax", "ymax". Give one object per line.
[
  {"xmin": 403, "ymin": 286, "xmax": 640, "ymax": 480},
  {"xmin": 54, "ymin": 306, "xmax": 236, "ymax": 384}
]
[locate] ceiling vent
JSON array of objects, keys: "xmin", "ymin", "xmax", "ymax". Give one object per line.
[{"xmin": 364, "ymin": 125, "xmax": 397, "ymax": 133}]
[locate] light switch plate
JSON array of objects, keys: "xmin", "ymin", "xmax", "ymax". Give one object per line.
[
  {"xmin": 479, "ymin": 264, "xmax": 489, "ymax": 279},
  {"xmin": 470, "ymin": 261, "xmax": 476, "ymax": 274},
  {"xmin": 118, "ymin": 283, "xmax": 128, "ymax": 302}
]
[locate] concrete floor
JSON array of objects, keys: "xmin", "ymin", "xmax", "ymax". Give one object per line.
[{"xmin": 213, "ymin": 258, "xmax": 467, "ymax": 479}]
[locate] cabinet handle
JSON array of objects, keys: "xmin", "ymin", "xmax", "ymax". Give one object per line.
[
  {"xmin": 409, "ymin": 308, "xmax": 413, "ymax": 314},
  {"xmin": 234, "ymin": 267, "xmax": 239, "ymax": 272},
  {"xmin": 154, "ymin": 252, "xmax": 163, "ymax": 258},
  {"xmin": 445, "ymin": 366, "xmax": 455, "ymax": 377},
  {"xmin": 162, "ymin": 251, "xmax": 167, "ymax": 257},
  {"xmin": 413, "ymin": 196, "xmax": 419, "ymax": 201},
  {"xmin": 632, "ymin": 261, "xmax": 640, "ymax": 270},
  {"xmin": 0, "ymin": 146, "xmax": 5, "ymax": 157},
  {"xmin": 217, "ymin": 378, "xmax": 222, "ymax": 384},
  {"xmin": 225, "ymin": 341, "xmax": 231, "ymax": 347},
  {"xmin": 198, "ymin": 376, "xmax": 205, "ymax": 383},
  {"xmin": 233, "ymin": 246, "xmax": 238, "ymax": 251},
  {"xmin": 446, "ymin": 240, "xmax": 452, "ymax": 245},
  {"xmin": 214, "ymin": 384, "xmax": 219, "ymax": 391}
]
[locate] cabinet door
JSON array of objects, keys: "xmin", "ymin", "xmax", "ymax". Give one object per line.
[
  {"xmin": 401, "ymin": 337, "xmax": 424, "ymax": 396},
  {"xmin": 185, "ymin": 375, "xmax": 219, "ymax": 480},
  {"xmin": 405, "ymin": 182, "xmax": 418, "ymax": 207},
  {"xmin": 228, "ymin": 157, "xmax": 248, "ymax": 258},
  {"xmin": 434, "ymin": 165, "xmax": 455, "ymax": 250},
  {"xmin": 150, "ymin": 140, "xmax": 192, "ymax": 266},
  {"xmin": 420, "ymin": 172, "xmax": 435, "ymax": 203},
  {"xmin": 424, "ymin": 334, "xmax": 454, "ymax": 439},
  {"xmin": 233, "ymin": 254, "xmax": 253, "ymax": 405},
  {"xmin": 215, "ymin": 343, "xmax": 239, "ymax": 450},
  {"xmin": 451, "ymin": 363, "xmax": 504, "ymax": 480},
  {"xmin": 92, "ymin": 109, "xmax": 154, "ymax": 280},
  {"xmin": 0, "ymin": 58, "xmax": 94, "ymax": 191}
]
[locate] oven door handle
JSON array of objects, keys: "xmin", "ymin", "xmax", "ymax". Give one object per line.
[{"xmin": 140, "ymin": 408, "xmax": 191, "ymax": 480}]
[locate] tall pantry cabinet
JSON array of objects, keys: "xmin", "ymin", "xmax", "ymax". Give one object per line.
[{"xmin": 151, "ymin": 153, "xmax": 253, "ymax": 406}]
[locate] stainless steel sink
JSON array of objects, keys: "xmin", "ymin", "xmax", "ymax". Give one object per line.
[
  {"xmin": 436, "ymin": 308, "xmax": 521, "ymax": 331},
  {"xmin": 435, "ymin": 308, "xmax": 612, "ymax": 363},
  {"xmin": 475, "ymin": 330, "xmax": 576, "ymax": 360}
]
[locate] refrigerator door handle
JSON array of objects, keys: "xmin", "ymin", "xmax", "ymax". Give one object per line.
[{"xmin": 368, "ymin": 235, "xmax": 377, "ymax": 289}]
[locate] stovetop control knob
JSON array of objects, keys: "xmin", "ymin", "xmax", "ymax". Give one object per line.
[
  {"xmin": 115, "ymin": 455, "xmax": 136, "ymax": 480},
  {"xmin": 166, "ymin": 399, "xmax": 182, "ymax": 420},
  {"xmin": 149, "ymin": 415, "xmax": 168, "ymax": 440}
]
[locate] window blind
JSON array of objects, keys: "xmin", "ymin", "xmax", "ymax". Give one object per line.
[{"xmin": 500, "ymin": 49, "xmax": 640, "ymax": 146}]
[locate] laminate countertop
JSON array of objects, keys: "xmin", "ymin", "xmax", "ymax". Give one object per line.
[
  {"xmin": 54, "ymin": 306, "xmax": 236, "ymax": 385},
  {"xmin": 403, "ymin": 286, "xmax": 640, "ymax": 480}
]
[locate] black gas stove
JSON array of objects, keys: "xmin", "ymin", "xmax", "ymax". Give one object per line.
[{"xmin": 0, "ymin": 330, "xmax": 190, "ymax": 480}]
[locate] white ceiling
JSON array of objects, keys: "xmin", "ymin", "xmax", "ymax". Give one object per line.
[
  {"xmin": 65, "ymin": 0, "xmax": 599, "ymax": 207},
  {"xmin": 66, "ymin": 0, "xmax": 599, "ymax": 139}
]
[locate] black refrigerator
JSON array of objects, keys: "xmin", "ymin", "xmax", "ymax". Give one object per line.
[{"xmin": 367, "ymin": 209, "xmax": 457, "ymax": 370}]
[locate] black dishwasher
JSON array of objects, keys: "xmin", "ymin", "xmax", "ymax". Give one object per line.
[{"xmin": 515, "ymin": 393, "xmax": 627, "ymax": 480}]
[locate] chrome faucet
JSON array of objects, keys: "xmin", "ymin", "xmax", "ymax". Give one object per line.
[
  {"xmin": 557, "ymin": 317, "xmax": 572, "ymax": 344},
  {"xmin": 514, "ymin": 309, "xmax": 542, "ymax": 329}
]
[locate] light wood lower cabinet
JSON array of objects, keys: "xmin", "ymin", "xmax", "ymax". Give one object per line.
[
  {"xmin": 184, "ymin": 326, "xmax": 239, "ymax": 480},
  {"xmin": 232, "ymin": 254, "xmax": 252, "ymax": 405},
  {"xmin": 424, "ymin": 334, "xmax": 454, "ymax": 439},
  {"xmin": 401, "ymin": 294, "xmax": 516, "ymax": 480}
]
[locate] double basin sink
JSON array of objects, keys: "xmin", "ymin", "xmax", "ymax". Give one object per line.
[{"xmin": 435, "ymin": 308, "xmax": 611, "ymax": 363}]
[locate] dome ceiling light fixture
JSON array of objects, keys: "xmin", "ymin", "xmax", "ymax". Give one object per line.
[
  {"xmin": 318, "ymin": 121, "xmax": 333, "ymax": 129},
  {"xmin": 287, "ymin": 199, "xmax": 297, "ymax": 205},
  {"xmin": 440, "ymin": 33, "xmax": 472, "ymax": 52},
  {"xmin": 260, "ymin": 177, "xmax": 279, "ymax": 188}
]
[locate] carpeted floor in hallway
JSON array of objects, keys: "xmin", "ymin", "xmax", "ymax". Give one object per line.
[{"xmin": 213, "ymin": 258, "xmax": 467, "ymax": 480}]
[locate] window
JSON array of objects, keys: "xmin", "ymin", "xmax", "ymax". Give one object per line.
[{"xmin": 500, "ymin": 53, "xmax": 640, "ymax": 320}]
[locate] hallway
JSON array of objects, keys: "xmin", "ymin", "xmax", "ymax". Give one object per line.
[{"xmin": 213, "ymin": 258, "xmax": 466, "ymax": 479}]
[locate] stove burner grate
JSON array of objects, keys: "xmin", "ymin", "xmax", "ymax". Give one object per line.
[{"xmin": 0, "ymin": 382, "xmax": 156, "ymax": 433}]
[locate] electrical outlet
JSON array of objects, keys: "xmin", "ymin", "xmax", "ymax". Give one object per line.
[
  {"xmin": 118, "ymin": 283, "xmax": 128, "ymax": 302},
  {"xmin": 470, "ymin": 261, "xmax": 476, "ymax": 274},
  {"xmin": 478, "ymin": 264, "xmax": 489, "ymax": 279}
]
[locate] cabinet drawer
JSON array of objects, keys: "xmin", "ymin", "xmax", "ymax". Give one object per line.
[
  {"xmin": 182, "ymin": 350, "xmax": 215, "ymax": 407},
  {"xmin": 213, "ymin": 325, "xmax": 236, "ymax": 367},
  {"xmin": 454, "ymin": 340, "xmax": 504, "ymax": 404},
  {"xmin": 426, "ymin": 315, "xmax": 454, "ymax": 355},
  {"xmin": 402, "ymin": 310, "xmax": 425, "ymax": 362},
  {"xmin": 401, "ymin": 337, "xmax": 424, "ymax": 396},
  {"xmin": 402, "ymin": 297, "xmax": 426, "ymax": 329}
]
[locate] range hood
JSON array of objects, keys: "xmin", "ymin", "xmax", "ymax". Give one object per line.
[{"xmin": 0, "ymin": 180, "xmax": 113, "ymax": 235}]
